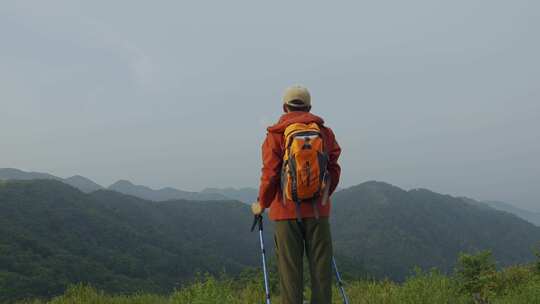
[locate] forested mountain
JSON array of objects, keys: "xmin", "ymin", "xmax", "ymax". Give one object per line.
[
  {"xmin": 484, "ymin": 200, "xmax": 540, "ymax": 226},
  {"xmin": 330, "ymin": 181, "xmax": 540, "ymax": 280},
  {"xmin": 107, "ymin": 180, "xmax": 229, "ymax": 201},
  {"xmin": 1, "ymin": 179, "xmax": 540, "ymax": 302},
  {"xmin": 0, "ymin": 180, "xmax": 264, "ymax": 302}
]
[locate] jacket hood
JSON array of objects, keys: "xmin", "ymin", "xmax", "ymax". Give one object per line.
[{"xmin": 267, "ymin": 112, "xmax": 325, "ymax": 133}]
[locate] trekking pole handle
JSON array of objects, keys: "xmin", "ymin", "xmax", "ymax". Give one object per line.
[{"xmin": 250, "ymin": 214, "xmax": 263, "ymax": 232}]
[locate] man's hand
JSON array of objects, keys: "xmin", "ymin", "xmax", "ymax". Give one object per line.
[{"xmin": 251, "ymin": 202, "xmax": 264, "ymax": 215}]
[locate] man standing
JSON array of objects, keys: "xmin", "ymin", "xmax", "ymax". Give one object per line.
[{"xmin": 251, "ymin": 85, "xmax": 341, "ymax": 304}]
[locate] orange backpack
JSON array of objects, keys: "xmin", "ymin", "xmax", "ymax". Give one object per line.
[{"xmin": 281, "ymin": 122, "xmax": 330, "ymax": 221}]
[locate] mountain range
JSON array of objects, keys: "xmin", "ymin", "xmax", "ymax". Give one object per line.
[
  {"xmin": 0, "ymin": 168, "xmax": 255, "ymax": 203},
  {"xmin": 201, "ymin": 187, "xmax": 258, "ymax": 204},
  {"xmin": 1, "ymin": 178, "xmax": 539, "ymax": 301},
  {"xmin": 107, "ymin": 179, "xmax": 229, "ymax": 201},
  {"xmin": 3, "ymin": 168, "xmax": 539, "ymax": 225}
]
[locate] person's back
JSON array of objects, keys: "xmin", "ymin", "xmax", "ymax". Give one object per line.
[{"xmin": 252, "ymin": 85, "xmax": 341, "ymax": 304}]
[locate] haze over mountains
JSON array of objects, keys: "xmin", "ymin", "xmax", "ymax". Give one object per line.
[
  {"xmin": 0, "ymin": 168, "xmax": 255, "ymax": 203},
  {"xmin": 200, "ymin": 187, "xmax": 258, "ymax": 204},
  {"xmin": 107, "ymin": 180, "xmax": 230, "ymax": 202},
  {"xmin": 62, "ymin": 175, "xmax": 103, "ymax": 193},
  {"xmin": 484, "ymin": 201, "xmax": 540, "ymax": 226},
  {"xmin": 1, "ymin": 178, "xmax": 539, "ymax": 302}
]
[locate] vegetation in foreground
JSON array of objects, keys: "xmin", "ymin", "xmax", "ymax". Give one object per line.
[{"xmin": 13, "ymin": 251, "xmax": 540, "ymax": 304}]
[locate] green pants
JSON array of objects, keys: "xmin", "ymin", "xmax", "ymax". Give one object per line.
[{"xmin": 274, "ymin": 218, "xmax": 333, "ymax": 304}]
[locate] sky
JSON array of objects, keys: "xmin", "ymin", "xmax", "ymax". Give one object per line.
[{"xmin": 1, "ymin": 1, "xmax": 539, "ymax": 211}]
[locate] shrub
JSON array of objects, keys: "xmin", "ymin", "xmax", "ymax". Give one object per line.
[
  {"xmin": 494, "ymin": 265, "xmax": 535, "ymax": 296},
  {"xmin": 535, "ymin": 245, "xmax": 540, "ymax": 275},
  {"xmin": 397, "ymin": 268, "xmax": 468, "ymax": 304},
  {"xmin": 492, "ymin": 276, "xmax": 540, "ymax": 304}
]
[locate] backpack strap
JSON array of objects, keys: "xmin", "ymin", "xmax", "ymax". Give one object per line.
[
  {"xmin": 281, "ymin": 160, "xmax": 288, "ymax": 206},
  {"xmin": 311, "ymin": 199, "xmax": 320, "ymax": 220},
  {"xmin": 288, "ymin": 157, "xmax": 303, "ymax": 223},
  {"xmin": 321, "ymin": 174, "xmax": 331, "ymax": 206},
  {"xmin": 319, "ymin": 128, "xmax": 331, "ymax": 207},
  {"xmin": 295, "ymin": 201, "xmax": 302, "ymax": 223}
]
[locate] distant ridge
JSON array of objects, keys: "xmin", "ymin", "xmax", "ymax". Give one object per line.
[
  {"xmin": 108, "ymin": 179, "xmax": 229, "ymax": 201},
  {"xmin": 484, "ymin": 200, "xmax": 540, "ymax": 226},
  {"xmin": 64, "ymin": 175, "xmax": 104, "ymax": 193},
  {"xmin": 0, "ymin": 168, "xmax": 232, "ymax": 201},
  {"xmin": 2, "ymin": 168, "xmax": 538, "ymax": 227},
  {"xmin": 0, "ymin": 168, "xmax": 102, "ymax": 193},
  {"xmin": 0, "ymin": 168, "xmax": 60, "ymax": 181},
  {"xmin": 201, "ymin": 187, "xmax": 258, "ymax": 204}
]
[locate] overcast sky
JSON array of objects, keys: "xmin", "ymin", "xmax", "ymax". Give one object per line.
[{"xmin": 1, "ymin": 1, "xmax": 539, "ymax": 210}]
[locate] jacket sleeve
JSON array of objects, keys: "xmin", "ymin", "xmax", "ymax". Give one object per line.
[
  {"xmin": 258, "ymin": 132, "xmax": 283, "ymax": 209},
  {"xmin": 326, "ymin": 128, "xmax": 342, "ymax": 195}
]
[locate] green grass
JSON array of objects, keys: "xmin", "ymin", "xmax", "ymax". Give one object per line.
[{"xmin": 13, "ymin": 266, "xmax": 540, "ymax": 304}]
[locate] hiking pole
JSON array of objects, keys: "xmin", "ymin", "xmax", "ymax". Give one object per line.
[
  {"xmin": 251, "ymin": 215, "xmax": 271, "ymax": 304},
  {"xmin": 332, "ymin": 257, "xmax": 350, "ymax": 304}
]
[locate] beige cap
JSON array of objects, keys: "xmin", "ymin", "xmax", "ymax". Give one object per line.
[{"xmin": 282, "ymin": 85, "xmax": 311, "ymax": 107}]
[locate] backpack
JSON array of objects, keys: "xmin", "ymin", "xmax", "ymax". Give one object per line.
[{"xmin": 281, "ymin": 122, "xmax": 330, "ymax": 221}]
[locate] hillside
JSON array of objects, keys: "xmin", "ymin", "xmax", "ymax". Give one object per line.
[
  {"xmin": 331, "ymin": 181, "xmax": 540, "ymax": 280},
  {"xmin": 0, "ymin": 180, "xmax": 265, "ymax": 302}
]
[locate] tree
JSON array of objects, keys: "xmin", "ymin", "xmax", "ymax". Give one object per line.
[{"xmin": 455, "ymin": 250, "xmax": 497, "ymax": 304}]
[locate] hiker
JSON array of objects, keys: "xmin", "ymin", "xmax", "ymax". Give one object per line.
[{"xmin": 251, "ymin": 85, "xmax": 342, "ymax": 304}]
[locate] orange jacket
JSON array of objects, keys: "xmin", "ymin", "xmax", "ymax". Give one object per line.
[{"xmin": 258, "ymin": 112, "xmax": 342, "ymax": 221}]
